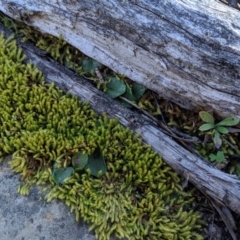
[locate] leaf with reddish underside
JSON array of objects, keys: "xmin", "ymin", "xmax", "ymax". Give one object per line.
[{"xmin": 72, "ymin": 152, "xmax": 88, "ymax": 171}]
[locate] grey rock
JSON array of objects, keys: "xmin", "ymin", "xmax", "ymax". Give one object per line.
[{"xmin": 0, "ymin": 157, "xmax": 97, "ymax": 240}]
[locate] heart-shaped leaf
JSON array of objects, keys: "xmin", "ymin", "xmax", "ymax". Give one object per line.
[
  {"xmin": 199, "ymin": 123, "xmax": 215, "ymax": 131},
  {"xmin": 209, "ymin": 153, "xmax": 217, "ymax": 161},
  {"xmin": 216, "ymin": 117, "xmax": 239, "ymax": 127},
  {"xmin": 105, "ymin": 77, "xmax": 126, "ymax": 98},
  {"xmin": 209, "ymin": 151, "xmax": 225, "ymax": 162},
  {"xmin": 215, "ymin": 151, "xmax": 225, "ymax": 162},
  {"xmin": 72, "ymin": 152, "xmax": 88, "ymax": 171},
  {"xmin": 85, "ymin": 148, "xmax": 106, "ymax": 177},
  {"xmin": 132, "ymin": 83, "xmax": 145, "ymax": 100},
  {"xmin": 52, "ymin": 167, "xmax": 74, "ymax": 184},
  {"xmin": 82, "ymin": 58, "xmax": 102, "ymax": 74},
  {"xmin": 199, "ymin": 111, "xmax": 214, "ymax": 123},
  {"xmin": 122, "ymin": 83, "xmax": 136, "ymax": 101},
  {"xmin": 118, "ymin": 83, "xmax": 135, "ymax": 108}
]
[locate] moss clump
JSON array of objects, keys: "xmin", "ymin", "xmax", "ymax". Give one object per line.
[{"xmin": 0, "ymin": 33, "xmax": 203, "ymax": 239}]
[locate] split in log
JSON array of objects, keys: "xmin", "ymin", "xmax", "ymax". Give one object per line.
[
  {"xmin": 0, "ymin": 0, "xmax": 240, "ymax": 118},
  {"xmin": 1, "ymin": 22, "xmax": 239, "ymax": 216}
]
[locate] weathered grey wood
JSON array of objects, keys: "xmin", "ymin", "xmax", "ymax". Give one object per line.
[
  {"xmin": 1, "ymin": 22, "xmax": 239, "ymax": 215},
  {"xmin": 0, "ymin": 0, "xmax": 240, "ymax": 118}
]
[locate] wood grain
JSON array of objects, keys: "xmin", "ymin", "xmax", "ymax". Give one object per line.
[{"xmin": 0, "ymin": 0, "xmax": 240, "ymax": 117}]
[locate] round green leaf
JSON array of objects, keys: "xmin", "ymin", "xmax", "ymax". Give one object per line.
[
  {"xmin": 72, "ymin": 152, "xmax": 88, "ymax": 170},
  {"xmin": 132, "ymin": 83, "xmax": 145, "ymax": 100},
  {"xmin": 82, "ymin": 58, "xmax": 102, "ymax": 74},
  {"xmin": 105, "ymin": 77, "xmax": 126, "ymax": 98},
  {"xmin": 216, "ymin": 125, "xmax": 228, "ymax": 134},
  {"xmin": 216, "ymin": 117, "xmax": 239, "ymax": 127},
  {"xmin": 85, "ymin": 148, "xmax": 106, "ymax": 177},
  {"xmin": 118, "ymin": 83, "xmax": 136, "ymax": 108},
  {"xmin": 199, "ymin": 111, "xmax": 214, "ymax": 123},
  {"xmin": 199, "ymin": 123, "xmax": 215, "ymax": 131},
  {"xmin": 122, "ymin": 83, "xmax": 136, "ymax": 101},
  {"xmin": 52, "ymin": 167, "xmax": 74, "ymax": 184}
]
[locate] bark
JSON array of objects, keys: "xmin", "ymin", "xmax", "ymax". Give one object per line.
[
  {"xmin": 1, "ymin": 22, "xmax": 240, "ymax": 215},
  {"xmin": 0, "ymin": 0, "xmax": 240, "ymax": 118}
]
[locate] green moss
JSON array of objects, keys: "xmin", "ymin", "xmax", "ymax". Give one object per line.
[
  {"xmin": 0, "ymin": 33, "xmax": 203, "ymax": 239},
  {"xmin": 0, "ymin": 12, "xmax": 86, "ymax": 75}
]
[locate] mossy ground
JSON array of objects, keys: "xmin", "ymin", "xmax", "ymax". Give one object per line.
[{"xmin": 0, "ymin": 32, "xmax": 204, "ymax": 239}]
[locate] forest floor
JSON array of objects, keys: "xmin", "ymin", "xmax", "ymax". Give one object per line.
[{"xmin": 0, "ymin": 14, "xmax": 239, "ymax": 240}]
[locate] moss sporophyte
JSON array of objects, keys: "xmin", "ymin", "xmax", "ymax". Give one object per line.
[{"xmin": 0, "ymin": 33, "xmax": 204, "ymax": 239}]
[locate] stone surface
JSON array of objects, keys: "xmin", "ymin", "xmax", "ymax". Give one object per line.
[{"xmin": 0, "ymin": 156, "xmax": 96, "ymax": 240}]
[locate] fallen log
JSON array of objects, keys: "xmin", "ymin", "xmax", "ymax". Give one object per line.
[
  {"xmin": 0, "ymin": 0, "xmax": 240, "ymax": 118},
  {"xmin": 1, "ymin": 22, "xmax": 239, "ymax": 215}
]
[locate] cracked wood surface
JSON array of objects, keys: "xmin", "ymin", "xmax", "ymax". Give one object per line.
[
  {"xmin": 0, "ymin": 0, "xmax": 240, "ymax": 118},
  {"xmin": 1, "ymin": 22, "xmax": 239, "ymax": 215}
]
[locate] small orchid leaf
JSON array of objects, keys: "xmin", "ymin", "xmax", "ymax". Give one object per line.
[
  {"xmin": 72, "ymin": 152, "xmax": 88, "ymax": 170},
  {"xmin": 118, "ymin": 83, "xmax": 136, "ymax": 108},
  {"xmin": 209, "ymin": 153, "xmax": 216, "ymax": 161},
  {"xmin": 199, "ymin": 111, "xmax": 214, "ymax": 123},
  {"xmin": 216, "ymin": 126, "xmax": 229, "ymax": 134},
  {"xmin": 82, "ymin": 58, "xmax": 102, "ymax": 74},
  {"xmin": 216, "ymin": 117, "xmax": 239, "ymax": 127},
  {"xmin": 105, "ymin": 77, "xmax": 126, "ymax": 98},
  {"xmin": 209, "ymin": 151, "xmax": 225, "ymax": 162},
  {"xmin": 122, "ymin": 83, "xmax": 136, "ymax": 101},
  {"xmin": 213, "ymin": 131, "xmax": 222, "ymax": 149},
  {"xmin": 199, "ymin": 123, "xmax": 215, "ymax": 131},
  {"xmin": 216, "ymin": 151, "xmax": 225, "ymax": 162},
  {"xmin": 85, "ymin": 148, "xmax": 106, "ymax": 177},
  {"xmin": 132, "ymin": 83, "xmax": 145, "ymax": 100},
  {"xmin": 52, "ymin": 167, "xmax": 74, "ymax": 184}
]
